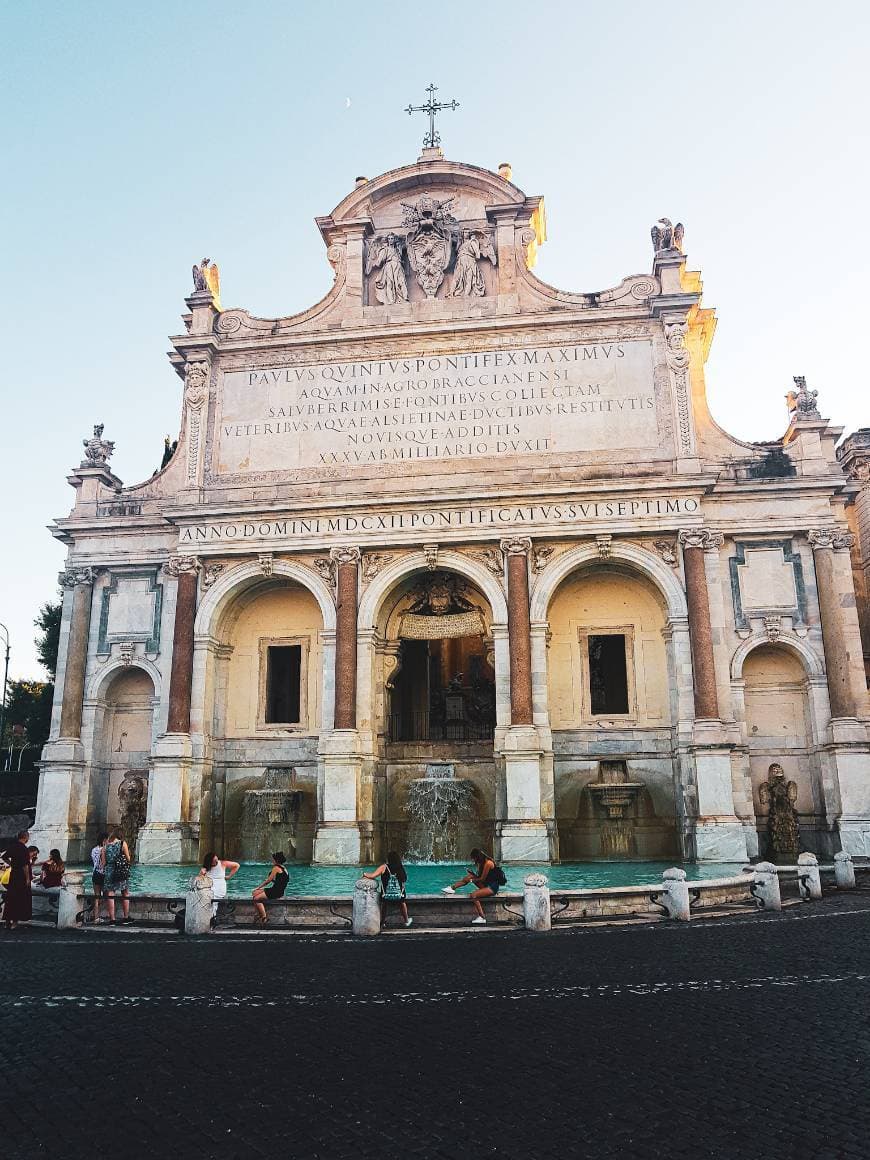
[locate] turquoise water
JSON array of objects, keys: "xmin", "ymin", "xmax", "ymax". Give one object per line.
[{"xmin": 91, "ymin": 860, "xmax": 746, "ymax": 898}]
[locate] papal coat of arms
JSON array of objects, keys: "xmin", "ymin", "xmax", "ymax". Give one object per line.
[{"xmin": 402, "ymin": 196, "xmax": 456, "ymax": 298}]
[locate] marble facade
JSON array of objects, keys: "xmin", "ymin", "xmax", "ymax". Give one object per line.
[{"xmin": 31, "ymin": 147, "xmax": 870, "ymax": 866}]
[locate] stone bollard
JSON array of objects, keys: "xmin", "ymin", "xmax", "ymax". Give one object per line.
[
  {"xmin": 352, "ymin": 877, "xmax": 381, "ymax": 937},
  {"xmin": 523, "ymin": 873, "xmax": 551, "ymax": 932},
  {"xmin": 834, "ymin": 850, "xmax": 856, "ymax": 890},
  {"xmin": 184, "ymin": 875, "xmax": 214, "ymax": 935},
  {"xmin": 797, "ymin": 851, "xmax": 822, "ymax": 900},
  {"xmin": 659, "ymin": 867, "xmax": 691, "ymax": 921},
  {"xmin": 57, "ymin": 869, "xmax": 86, "ymax": 929},
  {"xmin": 751, "ymin": 862, "xmax": 782, "ymax": 911}
]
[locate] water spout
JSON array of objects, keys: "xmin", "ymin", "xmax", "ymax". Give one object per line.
[{"xmin": 404, "ymin": 764, "xmax": 476, "ymax": 862}]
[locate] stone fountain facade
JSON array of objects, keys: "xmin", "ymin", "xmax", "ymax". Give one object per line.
[{"xmin": 31, "ymin": 141, "xmax": 870, "ymax": 867}]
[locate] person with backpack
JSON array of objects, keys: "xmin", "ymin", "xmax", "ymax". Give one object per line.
[
  {"xmin": 441, "ymin": 848, "xmax": 506, "ymax": 925},
  {"xmin": 363, "ymin": 851, "xmax": 412, "ymax": 928},
  {"xmin": 102, "ymin": 829, "xmax": 133, "ymax": 925}
]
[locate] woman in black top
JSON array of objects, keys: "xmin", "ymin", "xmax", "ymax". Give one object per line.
[
  {"xmin": 252, "ymin": 852, "xmax": 289, "ymax": 925},
  {"xmin": 441, "ymin": 848, "xmax": 501, "ymax": 925}
]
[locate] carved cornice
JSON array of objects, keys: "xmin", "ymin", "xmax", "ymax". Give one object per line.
[
  {"xmin": 807, "ymin": 529, "xmax": 855, "ymax": 551},
  {"xmin": 678, "ymin": 529, "xmax": 724, "ymax": 551},
  {"xmin": 163, "ymin": 554, "xmax": 200, "ymax": 577},
  {"xmin": 59, "ymin": 566, "xmax": 98, "ymax": 589},
  {"xmin": 500, "ymin": 536, "xmax": 532, "ymax": 556}
]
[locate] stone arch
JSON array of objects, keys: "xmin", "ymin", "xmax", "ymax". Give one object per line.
[
  {"xmin": 194, "ymin": 559, "xmax": 336, "ymax": 638},
  {"xmin": 87, "ymin": 656, "xmax": 163, "ymax": 702},
  {"xmin": 530, "ymin": 541, "xmax": 688, "ymax": 623},
  {"xmin": 730, "ymin": 632, "xmax": 824, "ymax": 681},
  {"xmin": 359, "ymin": 548, "xmax": 508, "ymax": 629}
]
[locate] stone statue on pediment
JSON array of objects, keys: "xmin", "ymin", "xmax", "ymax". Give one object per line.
[
  {"xmin": 365, "ymin": 234, "xmax": 408, "ymax": 305},
  {"xmin": 82, "ymin": 423, "xmax": 114, "ymax": 466},
  {"xmin": 651, "ymin": 218, "xmax": 684, "ymax": 253},
  {"xmin": 191, "ymin": 257, "xmax": 220, "ymax": 303},
  {"xmin": 403, "ymin": 196, "xmax": 456, "ymax": 298},
  {"xmin": 451, "ymin": 230, "xmax": 497, "ymax": 297}
]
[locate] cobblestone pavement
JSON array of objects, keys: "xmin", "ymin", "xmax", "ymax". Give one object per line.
[{"xmin": 2, "ymin": 895, "xmax": 870, "ymax": 1160}]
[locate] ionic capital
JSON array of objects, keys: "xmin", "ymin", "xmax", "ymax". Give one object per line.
[
  {"xmin": 330, "ymin": 545, "xmax": 361, "ymax": 566},
  {"xmin": 163, "ymin": 554, "xmax": 200, "ymax": 577},
  {"xmin": 500, "ymin": 536, "xmax": 532, "ymax": 557},
  {"xmin": 807, "ymin": 528, "xmax": 855, "ymax": 552},
  {"xmin": 678, "ymin": 529, "xmax": 724, "ymax": 551}
]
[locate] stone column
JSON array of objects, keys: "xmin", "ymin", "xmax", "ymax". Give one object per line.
[
  {"xmin": 138, "ymin": 555, "xmax": 200, "ymax": 865},
  {"xmin": 678, "ymin": 530, "xmax": 722, "ymax": 720},
  {"xmin": 332, "ymin": 547, "xmax": 360, "ymax": 729},
  {"xmin": 808, "ymin": 530, "xmax": 856, "ymax": 719},
  {"xmin": 58, "ymin": 568, "xmax": 96, "ymax": 738},
  {"xmin": 677, "ymin": 531, "xmax": 748, "ymax": 862},
  {"xmin": 31, "ymin": 567, "xmax": 97, "ymax": 862},
  {"xmin": 502, "ymin": 537, "xmax": 534, "ymax": 726},
  {"xmin": 314, "ymin": 547, "xmax": 364, "ymax": 864},
  {"xmin": 166, "ymin": 556, "xmax": 200, "ymax": 734},
  {"xmin": 496, "ymin": 537, "xmax": 551, "ymax": 863}
]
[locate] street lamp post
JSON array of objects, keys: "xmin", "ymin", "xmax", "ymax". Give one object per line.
[{"xmin": 0, "ymin": 623, "xmax": 9, "ymax": 773}]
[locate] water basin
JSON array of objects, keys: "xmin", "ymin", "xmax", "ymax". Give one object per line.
[{"xmin": 79, "ymin": 860, "xmax": 747, "ymax": 898}]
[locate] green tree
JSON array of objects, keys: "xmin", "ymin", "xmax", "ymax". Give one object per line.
[
  {"xmin": 3, "ymin": 679, "xmax": 52, "ymax": 753},
  {"xmin": 35, "ymin": 599, "xmax": 62, "ymax": 681}
]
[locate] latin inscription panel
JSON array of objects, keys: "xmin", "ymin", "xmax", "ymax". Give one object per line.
[{"xmin": 215, "ymin": 340, "xmax": 661, "ymax": 475}]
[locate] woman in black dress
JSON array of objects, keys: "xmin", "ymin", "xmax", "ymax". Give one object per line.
[
  {"xmin": 251, "ymin": 852, "xmax": 289, "ymax": 925},
  {"xmin": 2, "ymin": 830, "xmax": 33, "ymax": 930}
]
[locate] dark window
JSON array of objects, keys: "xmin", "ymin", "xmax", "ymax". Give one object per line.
[
  {"xmin": 588, "ymin": 634, "xmax": 629, "ymax": 715},
  {"xmin": 265, "ymin": 645, "xmax": 302, "ymax": 724}
]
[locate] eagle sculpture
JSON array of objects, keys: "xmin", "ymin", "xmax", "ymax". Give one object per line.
[
  {"xmin": 650, "ymin": 218, "xmax": 685, "ymax": 253},
  {"xmin": 191, "ymin": 257, "xmax": 221, "ymax": 305}
]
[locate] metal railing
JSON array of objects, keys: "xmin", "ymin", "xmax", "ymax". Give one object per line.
[{"xmin": 387, "ymin": 711, "xmax": 494, "ymax": 743}]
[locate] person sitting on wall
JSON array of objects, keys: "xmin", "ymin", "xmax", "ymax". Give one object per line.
[
  {"xmin": 38, "ymin": 849, "xmax": 65, "ymax": 891},
  {"xmin": 251, "ymin": 852, "xmax": 289, "ymax": 925},
  {"xmin": 441, "ymin": 848, "xmax": 505, "ymax": 925},
  {"xmin": 363, "ymin": 851, "xmax": 413, "ymax": 929}
]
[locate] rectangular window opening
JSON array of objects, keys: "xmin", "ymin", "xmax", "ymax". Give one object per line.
[
  {"xmin": 265, "ymin": 644, "xmax": 302, "ymax": 724},
  {"xmin": 588, "ymin": 634, "xmax": 629, "ymax": 715}
]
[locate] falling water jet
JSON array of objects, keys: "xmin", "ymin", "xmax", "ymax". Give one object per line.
[{"xmin": 404, "ymin": 763, "xmax": 476, "ymax": 863}]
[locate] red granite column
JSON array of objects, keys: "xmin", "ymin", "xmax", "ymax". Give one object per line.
[
  {"xmin": 809, "ymin": 529, "xmax": 856, "ymax": 718},
  {"xmin": 164, "ymin": 556, "xmax": 199, "ymax": 734},
  {"xmin": 331, "ymin": 547, "xmax": 360, "ymax": 730},
  {"xmin": 678, "ymin": 530, "xmax": 723, "ymax": 720},
  {"xmin": 501, "ymin": 537, "xmax": 534, "ymax": 726},
  {"xmin": 58, "ymin": 568, "xmax": 96, "ymax": 739}
]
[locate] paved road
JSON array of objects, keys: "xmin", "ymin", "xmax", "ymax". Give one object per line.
[{"xmin": 1, "ymin": 896, "xmax": 869, "ymax": 1160}]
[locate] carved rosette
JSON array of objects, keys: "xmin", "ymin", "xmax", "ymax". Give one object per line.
[
  {"xmin": 678, "ymin": 529, "xmax": 725, "ymax": 551},
  {"xmin": 163, "ymin": 554, "xmax": 200, "ymax": 577},
  {"xmin": 500, "ymin": 536, "xmax": 532, "ymax": 557},
  {"xmin": 807, "ymin": 529, "xmax": 855, "ymax": 551},
  {"xmin": 59, "ymin": 566, "xmax": 98, "ymax": 589}
]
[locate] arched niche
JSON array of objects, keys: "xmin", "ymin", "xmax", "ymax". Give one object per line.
[{"xmin": 93, "ymin": 666, "xmax": 156, "ymax": 852}]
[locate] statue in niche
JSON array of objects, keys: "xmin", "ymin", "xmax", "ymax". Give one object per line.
[
  {"xmin": 451, "ymin": 230, "xmax": 497, "ymax": 297},
  {"xmin": 403, "ymin": 196, "xmax": 456, "ymax": 297},
  {"xmin": 365, "ymin": 234, "xmax": 408, "ymax": 305},
  {"xmin": 758, "ymin": 763, "xmax": 800, "ymax": 862},
  {"xmin": 117, "ymin": 772, "xmax": 148, "ymax": 857}
]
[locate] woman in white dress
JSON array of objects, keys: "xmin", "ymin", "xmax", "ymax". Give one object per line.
[{"xmin": 199, "ymin": 852, "xmax": 240, "ymax": 921}]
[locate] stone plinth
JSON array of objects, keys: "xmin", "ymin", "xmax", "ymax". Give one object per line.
[{"xmin": 137, "ymin": 732, "xmax": 196, "ymax": 863}]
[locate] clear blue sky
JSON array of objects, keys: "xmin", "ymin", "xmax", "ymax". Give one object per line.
[{"xmin": 1, "ymin": 1, "xmax": 867, "ymax": 678}]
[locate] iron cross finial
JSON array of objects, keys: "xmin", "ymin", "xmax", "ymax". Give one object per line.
[{"xmin": 405, "ymin": 83, "xmax": 459, "ymax": 149}]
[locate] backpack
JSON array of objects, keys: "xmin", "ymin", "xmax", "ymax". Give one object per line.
[
  {"xmin": 493, "ymin": 865, "xmax": 507, "ymax": 887},
  {"xmin": 383, "ymin": 870, "xmax": 403, "ymax": 899},
  {"xmin": 113, "ymin": 844, "xmax": 131, "ymax": 880}
]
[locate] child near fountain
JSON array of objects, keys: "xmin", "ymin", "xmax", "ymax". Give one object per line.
[
  {"xmin": 251, "ymin": 852, "xmax": 289, "ymax": 924},
  {"xmin": 441, "ymin": 848, "xmax": 505, "ymax": 924},
  {"xmin": 363, "ymin": 851, "xmax": 412, "ymax": 928}
]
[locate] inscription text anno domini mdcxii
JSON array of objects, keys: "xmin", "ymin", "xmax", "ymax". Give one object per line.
[{"xmin": 216, "ymin": 340, "xmax": 660, "ymax": 474}]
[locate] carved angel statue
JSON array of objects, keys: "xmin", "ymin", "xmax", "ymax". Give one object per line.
[
  {"xmin": 451, "ymin": 230, "xmax": 497, "ymax": 297},
  {"xmin": 82, "ymin": 423, "xmax": 114, "ymax": 466},
  {"xmin": 365, "ymin": 234, "xmax": 408, "ymax": 305},
  {"xmin": 650, "ymin": 218, "xmax": 684, "ymax": 253},
  {"xmin": 191, "ymin": 257, "xmax": 221, "ymax": 304},
  {"xmin": 758, "ymin": 763, "xmax": 800, "ymax": 863}
]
